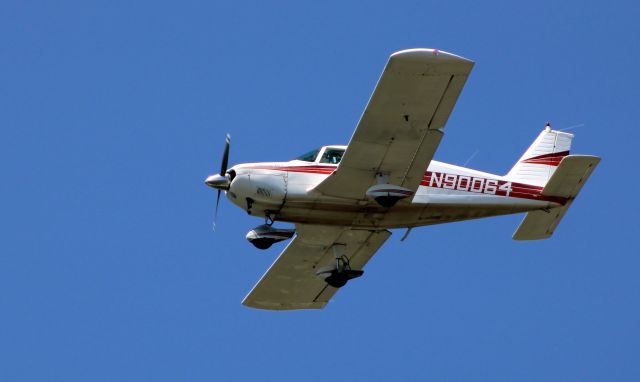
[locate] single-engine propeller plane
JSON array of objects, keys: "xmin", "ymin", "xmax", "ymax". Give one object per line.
[{"xmin": 205, "ymin": 48, "xmax": 600, "ymax": 310}]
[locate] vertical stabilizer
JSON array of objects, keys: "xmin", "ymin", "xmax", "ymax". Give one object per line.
[{"xmin": 506, "ymin": 124, "xmax": 574, "ymax": 187}]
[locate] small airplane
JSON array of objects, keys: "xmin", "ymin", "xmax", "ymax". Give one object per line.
[{"xmin": 205, "ymin": 48, "xmax": 600, "ymax": 310}]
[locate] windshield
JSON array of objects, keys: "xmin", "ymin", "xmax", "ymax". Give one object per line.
[
  {"xmin": 319, "ymin": 148, "xmax": 345, "ymax": 164},
  {"xmin": 295, "ymin": 148, "xmax": 320, "ymax": 162}
]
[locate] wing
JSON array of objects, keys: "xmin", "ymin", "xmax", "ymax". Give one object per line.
[
  {"xmin": 314, "ymin": 48, "xmax": 474, "ymax": 199},
  {"xmin": 242, "ymin": 225, "xmax": 391, "ymax": 310}
]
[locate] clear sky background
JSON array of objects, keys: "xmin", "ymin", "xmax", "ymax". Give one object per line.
[{"xmin": 2, "ymin": 1, "xmax": 639, "ymax": 380}]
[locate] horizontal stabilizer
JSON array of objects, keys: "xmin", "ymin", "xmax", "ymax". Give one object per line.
[
  {"xmin": 541, "ymin": 155, "xmax": 601, "ymax": 198},
  {"xmin": 512, "ymin": 155, "xmax": 600, "ymax": 240}
]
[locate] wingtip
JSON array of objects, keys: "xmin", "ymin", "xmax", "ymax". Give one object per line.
[
  {"xmin": 390, "ymin": 48, "xmax": 474, "ymax": 64},
  {"xmin": 241, "ymin": 298, "xmax": 327, "ymax": 311}
]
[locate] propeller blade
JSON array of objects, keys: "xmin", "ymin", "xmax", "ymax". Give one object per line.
[
  {"xmin": 213, "ymin": 189, "xmax": 221, "ymax": 231},
  {"xmin": 220, "ymin": 134, "xmax": 230, "ymax": 176},
  {"xmin": 211, "ymin": 133, "xmax": 230, "ymax": 232}
]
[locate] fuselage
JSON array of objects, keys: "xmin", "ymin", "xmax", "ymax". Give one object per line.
[{"xmin": 223, "ymin": 148, "xmax": 566, "ymax": 229}]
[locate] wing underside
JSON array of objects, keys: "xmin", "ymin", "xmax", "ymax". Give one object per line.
[
  {"xmin": 314, "ymin": 49, "xmax": 474, "ymax": 200},
  {"xmin": 242, "ymin": 225, "xmax": 391, "ymax": 310}
]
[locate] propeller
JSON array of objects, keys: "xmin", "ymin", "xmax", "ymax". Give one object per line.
[{"xmin": 205, "ymin": 134, "xmax": 231, "ymax": 231}]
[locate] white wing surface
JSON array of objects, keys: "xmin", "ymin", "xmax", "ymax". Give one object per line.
[
  {"xmin": 314, "ymin": 48, "xmax": 474, "ymax": 199},
  {"xmin": 242, "ymin": 225, "xmax": 391, "ymax": 310}
]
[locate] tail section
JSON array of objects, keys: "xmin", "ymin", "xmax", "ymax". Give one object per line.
[
  {"xmin": 506, "ymin": 124, "xmax": 574, "ymax": 187},
  {"xmin": 512, "ymin": 155, "xmax": 601, "ymax": 240}
]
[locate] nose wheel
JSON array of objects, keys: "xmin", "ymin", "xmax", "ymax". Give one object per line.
[{"xmin": 245, "ymin": 222, "xmax": 296, "ymax": 250}]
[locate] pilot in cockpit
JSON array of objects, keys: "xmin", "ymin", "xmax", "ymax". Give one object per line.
[{"xmin": 320, "ymin": 148, "xmax": 345, "ymax": 165}]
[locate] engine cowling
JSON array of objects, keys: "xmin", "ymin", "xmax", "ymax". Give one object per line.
[{"xmin": 246, "ymin": 224, "xmax": 295, "ymax": 250}]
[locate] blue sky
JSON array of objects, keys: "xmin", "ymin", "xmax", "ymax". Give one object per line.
[{"xmin": 1, "ymin": 1, "xmax": 639, "ymax": 380}]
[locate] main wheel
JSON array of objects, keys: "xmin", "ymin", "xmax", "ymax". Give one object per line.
[{"xmin": 250, "ymin": 238, "xmax": 274, "ymax": 250}]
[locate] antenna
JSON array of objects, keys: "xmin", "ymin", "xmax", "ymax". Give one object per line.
[
  {"xmin": 559, "ymin": 123, "xmax": 585, "ymax": 132},
  {"xmin": 463, "ymin": 149, "xmax": 480, "ymax": 167}
]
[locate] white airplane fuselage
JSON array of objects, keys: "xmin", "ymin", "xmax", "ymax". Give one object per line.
[
  {"xmin": 203, "ymin": 48, "xmax": 601, "ymax": 310},
  {"xmin": 224, "ymin": 155, "xmax": 566, "ymax": 229}
]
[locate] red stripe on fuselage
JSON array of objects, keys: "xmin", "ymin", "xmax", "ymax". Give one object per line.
[
  {"xmin": 521, "ymin": 150, "xmax": 569, "ymax": 166},
  {"xmin": 245, "ymin": 166, "xmax": 567, "ymax": 204},
  {"xmin": 421, "ymin": 171, "xmax": 566, "ymax": 204},
  {"xmin": 247, "ymin": 165, "xmax": 336, "ymax": 174}
]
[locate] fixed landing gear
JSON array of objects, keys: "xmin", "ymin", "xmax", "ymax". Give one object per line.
[
  {"xmin": 365, "ymin": 173, "xmax": 414, "ymax": 208},
  {"xmin": 249, "ymin": 237, "xmax": 276, "ymax": 250},
  {"xmin": 264, "ymin": 214, "xmax": 275, "ymax": 226},
  {"xmin": 315, "ymin": 244, "xmax": 364, "ymax": 288},
  {"xmin": 245, "ymin": 216, "xmax": 295, "ymax": 250}
]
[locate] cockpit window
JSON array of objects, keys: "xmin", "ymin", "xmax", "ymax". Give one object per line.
[
  {"xmin": 296, "ymin": 148, "xmax": 320, "ymax": 162},
  {"xmin": 320, "ymin": 148, "xmax": 345, "ymax": 165}
]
